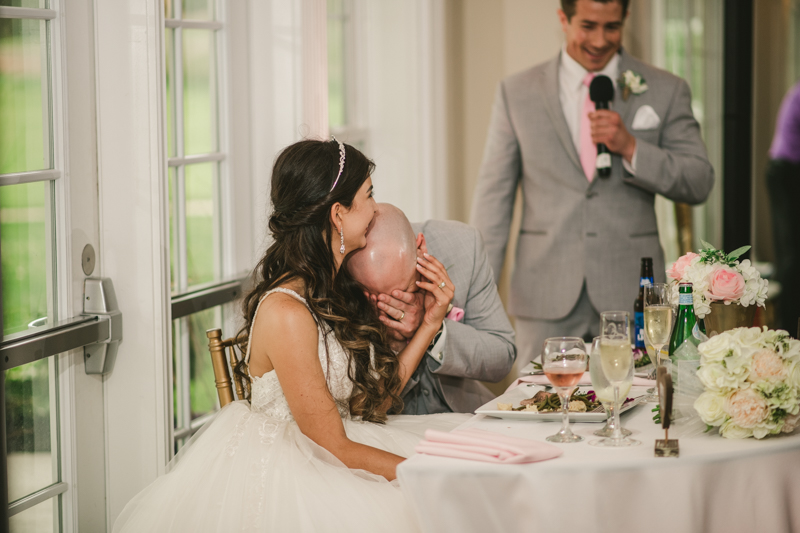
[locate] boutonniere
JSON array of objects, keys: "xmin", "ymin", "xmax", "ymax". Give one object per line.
[{"xmin": 618, "ymin": 70, "xmax": 648, "ymax": 101}]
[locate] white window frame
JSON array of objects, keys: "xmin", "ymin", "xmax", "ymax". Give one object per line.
[
  {"xmin": 163, "ymin": 0, "xmax": 237, "ymax": 454},
  {"xmin": 0, "ymin": 2, "xmax": 79, "ymax": 531},
  {"xmin": 327, "ymin": 0, "xmax": 369, "ymax": 150}
]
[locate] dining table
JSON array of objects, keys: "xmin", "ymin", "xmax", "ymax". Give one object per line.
[{"xmin": 397, "ymin": 387, "xmax": 800, "ymax": 533}]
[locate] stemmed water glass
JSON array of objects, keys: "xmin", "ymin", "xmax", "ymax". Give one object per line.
[
  {"xmin": 644, "ymin": 283, "xmax": 674, "ymax": 372},
  {"xmin": 590, "ymin": 311, "xmax": 640, "ymax": 447},
  {"xmin": 588, "ymin": 336, "xmax": 632, "ymax": 437},
  {"xmin": 542, "ymin": 337, "xmax": 587, "ymax": 443}
]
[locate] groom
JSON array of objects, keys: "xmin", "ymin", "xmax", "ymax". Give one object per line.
[
  {"xmin": 470, "ymin": 0, "xmax": 714, "ymax": 370},
  {"xmin": 347, "ymin": 203, "xmax": 516, "ymax": 414}
]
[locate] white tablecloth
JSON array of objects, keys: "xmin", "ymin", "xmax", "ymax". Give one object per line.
[{"xmin": 397, "ymin": 396, "xmax": 800, "ymax": 533}]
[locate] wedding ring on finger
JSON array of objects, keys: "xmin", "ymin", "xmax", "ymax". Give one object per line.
[
  {"xmin": 398, "ymin": 311, "xmax": 405, "ymax": 321},
  {"xmin": 438, "ymin": 281, "xmax": 446, "ymax": 289}
]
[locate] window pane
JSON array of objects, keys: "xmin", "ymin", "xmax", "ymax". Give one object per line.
[
  {"xmin": 172, "ymin": 306, "xmax": 222, "ymax": 431},
  {"xmin": 164, "ymin": 0, "xmax": 173, "ymax": 19},
  {"xmin": 168, "ymin": 167, "xmax": 178, "ymax": 294},
  {"xmin": 5, "ymin": 358, "xmax": 57, "ymax": 503},
  {"xmin": 183, "ymin": 29, "xmax": 216, "ymax": 155},
  {"xmin": 0, "ymin": 17, "xmax": 52, "ymax": 174},
  {"xmin": 0, "ymin": 1, "xmax": 47, "ymax": 8},
  {"xmin": 9, "ymin": 496, "xmax": 57, "ymax": 533},
  {"xmin": 189, "ymin": 307, "xmax": 220, "ymax": 419},
  {"xmin": 327, "ymin": 0, "xmax": 346, "ymax": 129},
  {"xmin": 1, "ymin": 181, "xmax": 49, "ymax": 336},
  {"xmin": 165, "ymin": 28, "xmax": 175, "ymax": 158},
  {"xmin": 185, "ymin": 163, "xmax": 217, "ymax": 287},
  {"xmin": 182, "ymin": 0, "xmax": 212, "ymax": 21}
]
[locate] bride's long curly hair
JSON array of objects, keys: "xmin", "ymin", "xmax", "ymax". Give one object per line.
[{"xmin": 237, "ymin": 139, "xmax": 403, "ymax": 422}]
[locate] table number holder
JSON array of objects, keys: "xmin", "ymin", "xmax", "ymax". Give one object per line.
[{"xmin": 654, "ymin": 366, "xmax": 679, "ymax": 457}]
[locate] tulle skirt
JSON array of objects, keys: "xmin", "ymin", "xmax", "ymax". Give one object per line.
[{"xmin": 112, "ymin": 401, "xmax": 469, "ymax": 532}]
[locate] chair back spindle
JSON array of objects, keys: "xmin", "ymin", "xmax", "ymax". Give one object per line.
[{"xmin": 207, "ymin": 328, "xmax": 236, "ymax": 407}]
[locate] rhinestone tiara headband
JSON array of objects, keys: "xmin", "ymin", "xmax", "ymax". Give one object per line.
[{"xmin": 329, "ymin": 136, "xmax": 346, "ymax": 192}]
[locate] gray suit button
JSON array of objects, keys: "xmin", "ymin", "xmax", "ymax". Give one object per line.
[{"xmin": 423, "ymin": 389, "xmax": 430, "ymax": 396}]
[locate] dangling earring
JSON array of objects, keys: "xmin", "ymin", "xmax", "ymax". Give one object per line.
[{"xmin": 339, "ymin": 227, "xmax": 345, "ymax": 255}]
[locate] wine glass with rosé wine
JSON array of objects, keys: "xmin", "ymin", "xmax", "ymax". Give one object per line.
[{"xmin": 542, "ymin": 337, "xmax": 587, "ymax": 443}]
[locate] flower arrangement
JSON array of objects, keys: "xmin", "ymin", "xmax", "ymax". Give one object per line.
[
  {"xmin": 667, "ymin": 242, "xmax": 769, "ymax": 319},
  {"xmin": 693, "ymin": 327, "xmax": 800, "ymax": 439}
]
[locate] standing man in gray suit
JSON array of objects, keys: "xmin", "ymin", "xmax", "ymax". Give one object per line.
[
  {"xmin": 470, "ymin": 0, "xmax": 714, "ymax": 371},
  {"xmin": 347, "ymin": 203, "xmax": 516, "ymax": 414}
]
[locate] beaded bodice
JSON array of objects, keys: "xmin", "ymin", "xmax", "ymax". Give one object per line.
[{"xmin": 245, "ymin": 288, "xmax": 353, "ymax": 420}]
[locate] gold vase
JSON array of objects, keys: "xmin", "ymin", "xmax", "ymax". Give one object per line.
[{"xmin": 703, "ymin": 302, "xmax": 756, "ymax": 337}]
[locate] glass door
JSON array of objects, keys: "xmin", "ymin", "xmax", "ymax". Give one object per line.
[{"xmin": 1, "ymin": 2, "xmax": 67, "ymax": 531}]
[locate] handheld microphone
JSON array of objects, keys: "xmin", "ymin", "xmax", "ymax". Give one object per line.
[{"xmin": 589, "ymin": 75, "xmax": 615, "ymax": 178}]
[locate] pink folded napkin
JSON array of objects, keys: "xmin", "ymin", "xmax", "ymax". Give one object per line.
[
  {"xmin": 415, "ymin": 428, "xmax": 563, "ymax": 464},
  {"xmin": 505, "ymin": 372, "xmax": 656, "ymax": 393}
]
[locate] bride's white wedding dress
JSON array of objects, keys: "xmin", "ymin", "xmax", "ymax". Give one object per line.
[{"xmin": 113, "ymin": 288, "xmax": 469, "ymax": 532}]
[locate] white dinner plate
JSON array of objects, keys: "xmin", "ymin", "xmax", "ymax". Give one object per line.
[{"xmin": 476, "ymin": 385, "xmax": 651, "ymax": 423}]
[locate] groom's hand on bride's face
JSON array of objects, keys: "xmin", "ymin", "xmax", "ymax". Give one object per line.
[{"xmin": 377, "ymin": 290, "xmax": 424, "ymax": 341}]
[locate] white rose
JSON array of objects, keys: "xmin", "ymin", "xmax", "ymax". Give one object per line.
[
  {"xmin": 699, "ymin": 334, "xmax": 734, "ymax": 363},
  {"xmin": 731, "ymin": 327, "xmax": 763, "ymax": 349},
  {"xmin": 720, "ymin": 419, "xmax": 754, "ymax": 439},
  {"xmin": 694, "ymin": 391, "xmax": 728, "ymax": 426}
]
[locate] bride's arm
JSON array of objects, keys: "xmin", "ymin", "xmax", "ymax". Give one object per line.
[
  {"xmin": 389, "ymin": 253, "xmax": 455, "ymax": 396},
  {"xmin": 251, "ymin": 294, "xmax": 404, "ymax": 481}
]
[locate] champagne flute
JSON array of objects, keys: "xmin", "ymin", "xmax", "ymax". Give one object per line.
[
  {"xmin": 542, "ymin": 337, "xmax": 587, "ymax": 443},
  {"xmin": 590, "ymin": 311, "xmax": 640, "ymax": 447},
  {"xmin": 644, "ymin": 283, "xmax": 674, "ymax": 371},
  {"xmin": 588, "ymin": 337, "xmax": 632, "ymax": 437}
]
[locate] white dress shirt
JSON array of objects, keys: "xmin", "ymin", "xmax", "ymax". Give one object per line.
[{"xmin": 557, "ymin": 47, "xmax": 637, "ymax": 172}]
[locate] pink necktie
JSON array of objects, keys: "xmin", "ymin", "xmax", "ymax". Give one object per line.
[{"xmin": 579, "ymin": 72, "xmax": 596, "ymax": 182}]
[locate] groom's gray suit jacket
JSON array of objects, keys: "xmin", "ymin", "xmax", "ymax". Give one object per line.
[
  {"xmin": 401, "ymin": 220, "xmax": 516, "ymax": 415},
  {"xmin": 470, "ymin": 49, "xmax": 715, "ymax": 320}
]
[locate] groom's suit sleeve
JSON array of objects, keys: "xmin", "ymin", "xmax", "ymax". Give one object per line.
[
  {"xmin": 429, "ymin": 225, "xmax": 516, "ymax": 383},
  {"xmin": 624, "ymin": 78, "xmax": 714, "ymax": 205}
]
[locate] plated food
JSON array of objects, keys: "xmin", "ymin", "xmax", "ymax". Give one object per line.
[
  {"xmin": 476, "ymin": 385, "xmax": 649, "ymax": 423},
  {"xmin": 497, "ymin": 390, "xmax": 601, "ymax": 414}
]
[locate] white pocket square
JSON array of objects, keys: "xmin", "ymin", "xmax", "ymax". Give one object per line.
[{"xmin": 631, "ymin": 105, "xmax": 661, "ymax": 130}]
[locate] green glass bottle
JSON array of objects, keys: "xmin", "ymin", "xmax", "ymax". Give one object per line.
[{"xmin": 668, "ymin": 282, "xmax": 698, "ymax": 357}]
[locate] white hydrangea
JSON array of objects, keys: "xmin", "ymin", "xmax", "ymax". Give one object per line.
[{"xmin": 738, "ymin": 260, "xmax": 769, "ymax": 308}]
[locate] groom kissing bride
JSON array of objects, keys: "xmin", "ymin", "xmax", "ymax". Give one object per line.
[
  {"xmin": 347, "ymin": 203, "xmax": 516, "ymax": 415},
  {"xmin": 113, "ymin": 140, "xmax": 515, "ymax": 533}
]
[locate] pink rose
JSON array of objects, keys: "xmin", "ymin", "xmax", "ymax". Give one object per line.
[
  {"xmin": 667, "ymin": 252, "xmax": 699, "ymax": 281},
  {"xmin": 706, "ymin": 266, "xmax": 745, "ymax": 302},
  {"xmin": 724, "ymin": 388, "xmax": 768, "ymax": 428}
]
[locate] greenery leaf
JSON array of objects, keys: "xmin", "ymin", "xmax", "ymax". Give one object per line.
[
  {"xmin": 700, "ymin": 239, "xmax": 715, "ymax": 251},
  {"xmin": 726, "ymin": 245, "xmax": 751, "ymax": 260}
]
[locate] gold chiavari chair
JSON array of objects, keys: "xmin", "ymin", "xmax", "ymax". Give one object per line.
[{"xmin": 206, "ymin": 328, "xmax": 250, "ymax": 408}]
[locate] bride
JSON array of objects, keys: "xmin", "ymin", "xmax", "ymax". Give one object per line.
[{"xmin": 113, "ymin": 138, "xmax": 470, "ymax": 532}]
